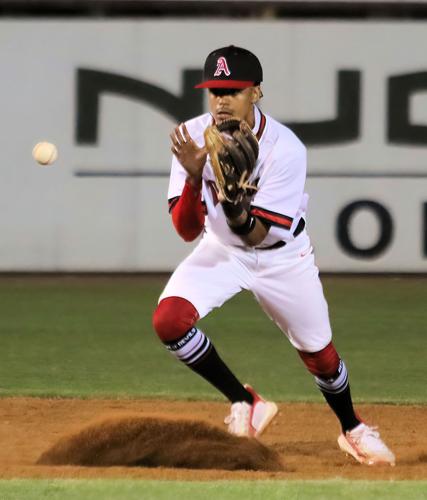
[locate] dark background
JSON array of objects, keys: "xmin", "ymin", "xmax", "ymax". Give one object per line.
[{"xmin": 2, "ymin": 0, "xmax": 427, "ymax": 19}]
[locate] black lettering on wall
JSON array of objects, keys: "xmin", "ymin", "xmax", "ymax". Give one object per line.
[
  {"xmin": 337, "ymin": 200, "xmax": 393, "ymax": 258},
  {"xmin": 76, "ymin": 68, "xmax": 203, "ymax": 144},
  {"xmin": 76, "ymin": 67, "xmax": 361, "ymax": 147},
  {"xmin": 286, "ymin": 70, "xmax": 361, "ymax": 145},
  {"xmin": 388, "ymin": 72, "xmax": 427, "ymax": 145}
]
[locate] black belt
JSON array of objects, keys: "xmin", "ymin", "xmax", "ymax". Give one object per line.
[{"xmin": 257, "ymin": 218, "xmax": 305, "ymax": 250}]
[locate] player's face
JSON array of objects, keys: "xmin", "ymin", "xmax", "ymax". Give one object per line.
[{"xmin": 208, "ymin": 87, "xmax": 261, "ymax": 126}]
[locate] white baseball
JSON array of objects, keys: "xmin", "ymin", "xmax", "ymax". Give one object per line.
[{"xmin": 32, "ymin": 142, "xmax": 58, "ymax": 165}]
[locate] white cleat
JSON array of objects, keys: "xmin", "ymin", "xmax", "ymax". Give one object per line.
[
  {"xmin": 338, "ymin": 422, "xmax": 396, "ymax": 466},
  {"xmin": 224, "ymin": 384, "xmax": 278, "ymax": 438}
]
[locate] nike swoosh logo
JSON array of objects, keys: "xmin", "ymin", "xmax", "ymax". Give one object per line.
[{"xmin": 300, "ymin": 247, "xmax": 312, "ymax": 257}]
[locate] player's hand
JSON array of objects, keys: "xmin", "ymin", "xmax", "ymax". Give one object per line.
[{"xmin": 170, "ymin": 123, "xmax": 207, "ymax": 184}]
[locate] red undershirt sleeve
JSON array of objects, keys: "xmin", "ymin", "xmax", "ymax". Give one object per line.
[{"xmin": 171, "ymin": 180, "xmax": 205, "ymax": 242}]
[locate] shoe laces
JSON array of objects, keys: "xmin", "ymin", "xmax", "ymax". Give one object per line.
[
  {"xmin": 354, "ymin": 424, "xmax": 380, "ymax": 442},
  {"xmin": 351, "ymin": 424, "xmax": 391, "ymax": 453},
  {"xmin": 224, "ymin": 402, "xmax": 251, "ymax": 432}
]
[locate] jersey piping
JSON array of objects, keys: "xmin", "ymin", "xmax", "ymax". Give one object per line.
[{"xmin": 250, "ymin": 205, "xmax": 293, "ymax": 230}]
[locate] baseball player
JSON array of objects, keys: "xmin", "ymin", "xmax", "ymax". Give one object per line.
[{"xmin": 153, "ymin": 45, "xmax": 395, "ymax": 466}]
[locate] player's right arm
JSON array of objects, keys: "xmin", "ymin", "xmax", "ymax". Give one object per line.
[
  {"xmin": 167, "ymin": 123, "xmax": 207, "ymax": 242},
  {"xmin": 170, "ymin": 123, "xmax": 207, "ymax": 184}
]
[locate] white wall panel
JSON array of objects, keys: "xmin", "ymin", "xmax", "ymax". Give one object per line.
[{"xmin": 0, "ymin": 20, "xmax": 426, "ymax": 271}]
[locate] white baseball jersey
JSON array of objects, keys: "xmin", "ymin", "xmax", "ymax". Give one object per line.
[
  {"xmin": 167, "ymin": 106, "xmax": 309, "ymax": 248},
  {"xmin": 161, "ymin": 105, "xmax": 333, "ymax": 353}
]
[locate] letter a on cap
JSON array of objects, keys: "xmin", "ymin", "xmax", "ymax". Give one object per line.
[{"xmin": 214, "ymin": 57, "xmax": 231, "ymax": 77}]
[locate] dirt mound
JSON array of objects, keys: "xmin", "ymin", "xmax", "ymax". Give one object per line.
[{"xmin": 37, "ymin": 415, "xmax": 283, "ymax": 472}]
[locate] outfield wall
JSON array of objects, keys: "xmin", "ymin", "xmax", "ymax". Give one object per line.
[{"xmin": 0, "ymin": 20, "xmax": 426, "ymax": 271}]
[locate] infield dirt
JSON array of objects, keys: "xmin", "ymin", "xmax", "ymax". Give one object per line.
[{"xmin": 0, "ymin": 398, "xmax": 425, "ymax": 480}]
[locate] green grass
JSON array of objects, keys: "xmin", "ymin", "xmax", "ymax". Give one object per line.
[
  {"xmin": 0, "ymin": 479, "xmax": 425, "ymax": 500},
  {"xmin": 0, "ymin": 276, "xmax": 425, "ymax": 403}
]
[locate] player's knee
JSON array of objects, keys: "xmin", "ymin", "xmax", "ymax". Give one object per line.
[
  {"xmin": 298, "ymin": 342, "xmax": 340, "ymax": 378},
  {"xmin": 152, "ymin": 297, "xmax": 199, "ymax": 342}
]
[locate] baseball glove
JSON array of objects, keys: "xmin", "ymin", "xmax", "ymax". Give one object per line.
[{"xmin": 204, "ymin": 119, "xmax": 259, "ymax": 204}]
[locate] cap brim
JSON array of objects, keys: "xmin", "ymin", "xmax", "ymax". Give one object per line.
[{"xmin": 194, "ymin": 80, "xmax": 255, "ymax": 89}]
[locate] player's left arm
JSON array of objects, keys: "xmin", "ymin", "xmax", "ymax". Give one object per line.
[
  {"xmin": 223, "ymin": 143, "xmax": 306, "ymax": 246},
  {"xmin": 222, "ymin": 202, "xmax": 270, "ymax": 246},
  {"xmin": 249, "ymin": 144, "xmax": 307, "ymax": 237}
]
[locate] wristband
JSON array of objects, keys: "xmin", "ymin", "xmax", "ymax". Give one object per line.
[{"xmin": 228, "ymin": 214, "xmax": 257, "ymax": 235}]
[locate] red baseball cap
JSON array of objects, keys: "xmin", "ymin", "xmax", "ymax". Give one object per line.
[{"xmin": 195, "ymin": 45, "xmax": 263, "ymax": 89}]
